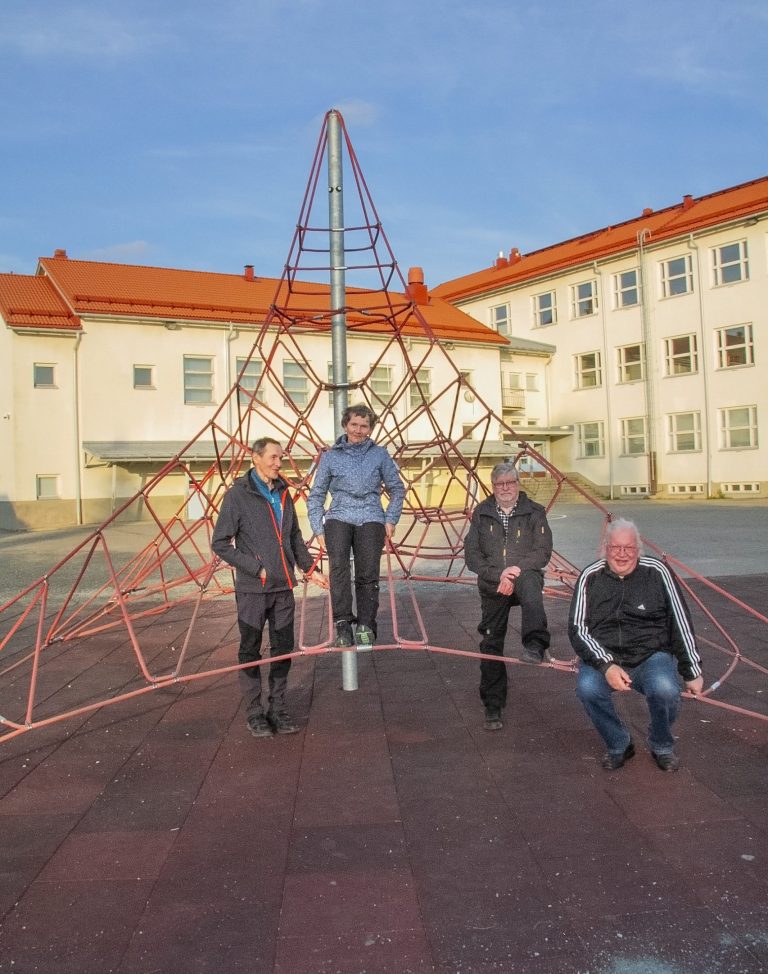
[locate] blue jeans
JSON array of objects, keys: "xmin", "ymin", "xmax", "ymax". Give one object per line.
[{"xmin": 576, "ymin": 652, "xmax": 681, "ymax": 756}]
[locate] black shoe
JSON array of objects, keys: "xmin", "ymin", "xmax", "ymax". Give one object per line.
[
  {"xmin": 247, "ymin": 715, "xmax": 273, "ymax": 738},
  {"xmin": 335, "ymin": 620, "xmax": 354, "ymax": 648},
  {"xmin": 484, "ymin": 707, "xmax": 503, "ymax": 731},
  {"xmin": 355, "ymin": 624, "xmax": 375, "ymax": 650},
  {"xmin": 601, "ymin": 741, "xmax": 635, "ymax": 770},
  {"xmin": 521, "ymin": 646, "xmax": 547, "ymax": 665},
  {"xmin": 652, "ymin": 751, "xmax": 680, "ymax": 772},
  {"xmin": 267, "ymin": 710, "xmax": 300, "ymax": 735}
]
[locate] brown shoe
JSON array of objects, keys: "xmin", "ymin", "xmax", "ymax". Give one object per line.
[
  {"xmin": 484, "ymin": 707, "xmax": 503, "ymax": 731},
  {"xmin": 601, "ymin": 741, "xmax": 635, "ymax": 770},
  {"xmin": 267, "ymin": 710, "xmax": 300, "ymax": 735},
  {"xmin": 652, "ymin": 751, "xmax": 680, "ymax": 772}
]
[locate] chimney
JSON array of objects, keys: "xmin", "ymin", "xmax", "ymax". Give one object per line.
[
  {"xmin": 494, "ymin": 250, "xmax": 509, "ymax": 270},
  {"xmin": 682, "ymin": 194, "xmax": 694, "ymax": 210},
  {"xmin": 642, "ymin": 207, "xmax": 653, "ymax": 217},
  {"xmin": 509, "ymin": 247, "xmax": 522, "ymax": 264},
  {"xmin": 53, "ymin": 248, "xmax": 68, "ymax": 259},
  {"xmin": 407, "ymin": 266, "xmax": 428, "ymax": 304},
  {"xmin": 243, "ymin": 264, "xmax": 255, "ymax": 281}
]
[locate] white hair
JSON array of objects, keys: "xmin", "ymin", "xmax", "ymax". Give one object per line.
[{"xmin": 602, "ymin": 518, "xmax": 643, "ymax": 554}]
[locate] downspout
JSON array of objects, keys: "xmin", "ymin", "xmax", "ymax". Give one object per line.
[
  {"xmin": 637, "ymin": 229, "xmax": 657, "ymax": 493},
  {"xmin": 593, "ymin": 262, "xmax": 613, "ymax": 499},
  {"xmin": 225, "ymin": 321, "xmax": 238, "ymax": 434},
  {"xmin": 687, "ymin": 233, "xmax": 712, "ymax": 497},
  {"xmin": 73, "ymin": 332, "xmax": 83, "ymax": 525}
]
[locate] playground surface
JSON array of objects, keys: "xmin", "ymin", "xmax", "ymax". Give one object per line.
[{"xmin": 1, "ymin": 514, "xmax": 767, "ymax": 973}]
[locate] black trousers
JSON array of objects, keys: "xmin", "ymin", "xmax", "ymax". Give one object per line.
[
  {"xmin": 236, "ymin": 589, "xmax": 295, "ymax": 718},
  {"xmin": 477, "ymin": 570, "xmax": 550, "ymax": 710},
  {"xmin": 324, "ymin": 519, "xmax": 386, "ymax": 635}
]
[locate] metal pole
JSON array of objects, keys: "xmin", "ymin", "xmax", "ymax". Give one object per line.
[{"xmin": 327, "ymin": 109, "xmax": 357, "ymax": 691}]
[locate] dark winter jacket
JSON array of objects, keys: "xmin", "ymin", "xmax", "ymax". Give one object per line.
[
  {"xmin": 307, "ymin": 435, "xmax": 405, "ymax": 534},
  {"xmin": 464, "ymin": 491, "xmax": 553, "ymax": 596},
  {"xmin": 568, "ymin": 556, "xmax": 702, "ymax": 681},
  {"xmin": 211, "ymin": 472, "xmax": 313, "ymax": 594}
]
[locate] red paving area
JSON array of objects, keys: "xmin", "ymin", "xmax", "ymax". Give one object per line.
[{"xmin": 1, "ymin": 576, "xmax": 767, "ymax": 973}]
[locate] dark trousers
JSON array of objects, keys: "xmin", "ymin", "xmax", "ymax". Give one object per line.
[
  {"xmin": 236, "ymin": 589, "xmax": 295, "ymax": 719},
  {"xmin": 477, "ymin": 570, "xmax": 550, "ymax": 710},
  {"xmin": 324, "ymin": 519, "xmax": 386, "ymax": 635}
]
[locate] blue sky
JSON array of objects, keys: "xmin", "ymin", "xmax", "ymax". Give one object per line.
[{"xmin": 1, "ymin": 0, "xmax": 766, "ymax": 287}]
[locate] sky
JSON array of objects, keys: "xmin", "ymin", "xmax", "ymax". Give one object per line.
[{"xmin": 1, "ymin": 0, "xmax": 767, "ymax": 288}]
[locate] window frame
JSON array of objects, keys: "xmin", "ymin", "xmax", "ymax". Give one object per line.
[
  {"xmin": 574, "ymin": 350, "xmax": 603, "ymax": 389},
  {"xmin": 712, "ymin": 240, "xmax": 749, "ymax": 287},
  {"xmin": 369, "ymin": 364, "xmax": 394, "ymax": 404},
  {"xmin": 36, "ymin": 474, "xmax": 60, "ymax": 500},
  {"xmin": 236, "ymin": 356, "xmax": 264, "ymax": 406},
  {"xmin": 667, "ymin": 411, "xmax": 702, "ymax": 453},
  {"xmin": 576, "ymin": 421, "xmax": 605, "ymax": 458},
  {"xmin": 613, "ymin": 268, "xmax": 640, "ymax": 309},
  {"xmin": 663, "ymin": 334, "xmax": 698, "ymax": 376},
  {"xmin": 409, "ymin": 367, "xmax": 432, "ymax": 410},
  {"xmin": 620, "ymin": 417, "xmax": 647, "ymax": 456},
  {"xmin": 570, "ymin": 280, "xmax": 598, "ymax": 319},
  {"xmin": 33, "ymin": 363, "xmax": 56, "ymax": 388},
  {"xmin": 183, "ymin": 355, "xmax": 215, "ymax": 405},
  {"xmin": 533, "ymin": 290, "xmax": 557, "ymax": 327},
  {"xmin": 283, "ymin": 359, "xmax": 309, "ymax": 409},
  {"xmin": 616, "ymin": 343, "xmax": 645, "ymax": 383},
  {"xmin": 490, "ymin": 303, "xmax": 511, "ymax": 337},
  {"xmin": 133, "ymin": 364, "xmax": 155, "ymax": 390},
  {"xmin": 715, "ymin": 323, "xmax": 754, "ymax": 370},
  {"xmin": 719, "ymin": 405, "xmax": 758, "ymax": 450},
  {"xmin": 660, "ymin": 254, "xmax": 693, "ymax": 298}
]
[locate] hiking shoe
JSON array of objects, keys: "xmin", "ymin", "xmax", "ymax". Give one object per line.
[
  {"xmin": 601, "ymin": 741, "xmax": 635, "ymax": 770},
  {"xmin": 335, "ymin": 620, "xmax": 354, "ymax": 648},
  {"xmin": 652, "ymin": 751, "xmax": 680, "ymax": 772},
  {"xmin": 267, "ymin": 710, "xmax": 300, "ymax": 735},
  {"xmin": 355, "ymin": 624, "xmax": 375, "ymax": 650},
  {"xmin": 484, "ymin": 707, "xmax": 503, "ymax": 731},
  {"xmin": 247, "ymin": 715, "xmax": 273, "ymax": 738}
]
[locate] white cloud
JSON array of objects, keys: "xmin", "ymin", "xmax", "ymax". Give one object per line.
[{"xmin": 83, "ymin": 241, "xmax": 152, "ymax": 261}]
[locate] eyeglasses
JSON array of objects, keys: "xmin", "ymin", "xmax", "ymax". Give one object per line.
[
  {"xmin": 493, "ymin": 480, "xmax": 519, "ymax": 489},
  {"xmin": 606, "ymin": 544, "xmax": 638, "ymax": 554}
]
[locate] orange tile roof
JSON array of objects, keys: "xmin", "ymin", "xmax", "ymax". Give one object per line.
[
  {"xmin": 434, "ymin": 176, "xmax": 768, "ymax": 302},
  {"xmin": 0, "ymin": 274, "xmax": 80, "ymax": 330},
  {"xmin": 18, "ymin": 254, "xmax": 506, "ymax": 347}
]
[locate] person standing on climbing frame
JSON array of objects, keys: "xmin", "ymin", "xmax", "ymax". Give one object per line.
[{"xmin": 307, "ymin": 404, "xmax": 405, "ymax": 649}]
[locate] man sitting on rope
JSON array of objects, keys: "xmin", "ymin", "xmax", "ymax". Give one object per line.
[
  {"xmin": 212, "ymin": 437, "xmax": 328, "ymax": 738},
  {"xmin": 465, "ymin": 462, "xmax": 553, "ymax": 731},
  {"xmin": 569, "ymin": 518, "xmax": 703, "ymax": 771}
]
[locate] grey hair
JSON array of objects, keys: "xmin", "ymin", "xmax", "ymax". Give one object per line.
[
  {"xmin": 490, "ymin": 462, "xmax": 518, "ymax": 484},
  {"xmin": 251, "ymin": 436, "xmax": 281, "ymax": 455},
  {"xmin": 603, "ymin": 518, "xmax": 643, "ymax": 554}
]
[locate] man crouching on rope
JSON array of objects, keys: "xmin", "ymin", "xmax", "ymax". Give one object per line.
[
  {"xmin": 212, "ymin": 437, "xmax": 328, "ymax": 739},
  {"xmin": 569, "ymin": 518, "xmax": 703, "ymax": 772},
  {"xmin": 464, "ymin": 462, "xmax": 553, "ymax": 731}
]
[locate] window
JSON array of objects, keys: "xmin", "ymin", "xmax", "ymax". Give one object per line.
[
  {"xmin": 712, "ymin": 240, "xmax": 748, "ymax": 286},
  {"xmin": 236, "ymin": 356, "xmax": 263, "ymax": 406},
  {"xmin": 571, "ymin": 280, "xmax": 598, "ymax": 318},
  {"xmin": 525, "ymin": 373, "xmax": 538, "ymax": 392},
  {"xmin": 33, "ymin": 364, "xmax": 56, "ymax": 388},
  {"xmin": 613, "ymin": 269, "xmax": 640, "ymax": 308},
  {"xmin": 577, "ymin": 422, "xmax": 605, "ymax": 458},
  {"xmin": 327, "ymin": 362, "xmax": 352, "ymax": 405},
  {"xmin": 370, "ymin": 365, "xmax": 393, "ymax": 403},
  {"xmin": 36, "ymin": 475, "xmax": 59, "ymax": 500},
  {"xmin": 720, "ymin": 406, "xmax": 758, "ymax": 449},
  {"xmin": 283, "ymin": 360, "xmax": 308, "ymax": 408},
  {"xmin": 667, "ymin": 412, "xmax": 701, "ymax": 452},
  {"xmin": 574, "ymin": 351, "xmax": 602, "ymax": 389},
  {"xmin": 533, "ymin": 291, "xmax": 556, "ymax": 327},
  {"xmin": 409, "ymin": 368, "xmax": 432, "ymax": 409},
  {"xmin": 660, "ymin": 255, "xmax": 693, "ymax": 297},
  {"xmin": 133, "ymin": 365, "xmax": 154, "ymax": 389},
  {"xmin": 491, "ymin": 304, "xmax": 510, "ymax": 336},
  {"xmin": 716, "ymin": 324, "xmax": 754, "ymax": 369},
  {"xmin": 617, "ymin": 344, "xmax": 645, "ymax": 383},
  {"xmin": 183, "ymin": 356, "xmax": 214, "ymax": 404},
  {"xmin": 664, "ymin": 334, "xmax": 698, "ymax": 376},
  {"xmin": 461, "ymin": 424, "xmax": 475, "ymax": 440},
  {"xmin": 620, "ymin": 417, "xmax": 647, "ymax": 455}
]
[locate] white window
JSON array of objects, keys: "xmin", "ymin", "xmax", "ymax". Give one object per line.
[
  {"xmin": 525, "ymin": 373, "xmax": 538, "ymax": 392},
  {"xmin": 613, "ymin": 269, "xmax": 640, "ymax": 308},
  {"xmin": 183, "ymin": 356, "xmax": 214, "ymax": 404},
  {"xmin": 370, "ymin": 365, "xmax": 393, "ymax": 403},
  {"xmin": 571, "ymin": 280, "xmax": 598, "ymax": 318},
  {"xmin": 667, "ymin": 412, "xmax": 701, "ymax": 452},
  {"xmin": 133, "ymin": 365, "xmax": 154, "ymax": 389},
  {"xmin": 617, "ymin": 344, "xmax": 645, "ymax": 383},
  {"xmin": 712, "ymin": 240, "xmax": 749, "ymax": 286},
  {"xmin": 664, "ymin": 334, "xmax": 698, "ymax": 376},
  {"xmin": 720, "ymin": 406, "xmax": 758, "ymax": 449},
  {"xmin": 620, "ymin": 417, "xmax": 647, "ymax": 455},
  {"xmin": 533, "ymin": 291, "xmax": 556, "ymax": 327},
  {"xmin": 716, "ymin": 324, "xmax": 754, "ymax": 369},
  {"xmin": 283, "ymin": 360, "xmax": 309, "ymax": 408},
  {"xmin": 461, "ymin": 424, "xmax": 474, "ymax": 440},
  {"xmin": 574, "ymin": 351, "xmax": 602, "ymax": 389},
  {"xmin": 36, "ymin": 475, "xmax": 60, "ymax": 500},
  {"xmin": 409, "ymin": 368, "xmax": 432, "ymax": 410},
  {"xmin": 326, "ymin": 362, "xmax": 353, "ymax": 405},
  {"xmin": 491, "ymin": 304, "xmax": 510, "ymax": 336},
  {"xmin": 33, "ymin": 363, "xmax": 56, "ymax": 388},
  {"xmin": 237, "ymin": 356, "xmax": 263, "ymax": 406},
  {"xmin": 660, "ymin": 255, "xmax": 693, "ymax": 297},
  {"xmin": 577, "ymin": 421, "xmax": 605, "ymax": 458}
]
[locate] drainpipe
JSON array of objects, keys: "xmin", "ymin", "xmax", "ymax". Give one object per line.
[
  {"xmin": 687, "ymin": 233, "xmax": 712, "ymax": 497},
  {"xmin": 225, "ymin": 321, "xmax": 238, "ymax": 434},
  {"xmin": 637, "ymin": 229, "xmax": 657, "ymax": 494},
  {"xmin": 593, "ymin": 262, "xmax": 613, "ymax": 500},
  {"xmin": 73, "ymin": 332, "xmax": 84, "ymax": 525}
]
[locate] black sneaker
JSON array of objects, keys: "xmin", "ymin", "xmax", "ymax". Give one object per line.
[
  {"xmin": 247, "ymin": 715, "xmax": 273, "ymax": 738},
  {"xmin": 652, "ymin": 751, "xmax": 680, "ymax": 772},
  {"xmin": 267, "ymin": 710, "xmax": 300, "ymax": 735},
  {"xmin": 521, "ymin": 646, "xmax": 547, "ymax": 665},
  {"xmin": 484, "ymin": 707, "xmax": 503, "ymax": 731},
  {"xmin": 335, "ymin": 621, "xmax": 354, "ymax": 648},
  {"xmin": 355, "ymin": 624, "xmax": 375, "ymax": 650},
  {"xmin": 601, "ymin": 741, "xmax": 635, "ymax": 770}
]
